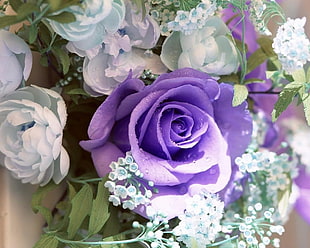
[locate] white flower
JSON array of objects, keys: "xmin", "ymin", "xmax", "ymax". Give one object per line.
[
  {"xmin": 161, "ymin": 16, "xmax": 239, "ymax": 76},
  {"xmin": 0, "ymin": 85, "xmax": 69, "ymax": 186},
  {"xmin": 83, "ymin": 48, "xmax": 145, "ymax": 96},
  {"xmin": 0, "ymin": 30, "xmax": 32, "ymax": 98},
  {"xmin": 49, "ymin": 0, "xmax": 125, "ymax": 51}
]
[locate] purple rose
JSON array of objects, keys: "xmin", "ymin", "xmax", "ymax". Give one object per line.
[{"xmin": 80, "ymin": 68, "xmax": 252, "ymax": 218}]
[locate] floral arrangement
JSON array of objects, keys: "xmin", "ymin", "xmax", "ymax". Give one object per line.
[{"xmin": 1, "ymin": 0, "xmax": 310, "ymax": 247}]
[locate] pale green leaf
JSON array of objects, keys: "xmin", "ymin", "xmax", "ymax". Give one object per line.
[
  {"xmin": 272, "ymin": 82, "xmax": 304, "ymax": 121},
  {"xmin": 47, "ymin": 11, "xmax": 76, "ymax": 23},
  {"xmin": 88, "ymin": 179, "xmax": 110, "ymax": 236},
  {"xmin": 48, "ymin": 0, "xmax": 62, "ymax": 11},
  {"xmin": 68, "ymin": 184, "xmax": 93, "ymax": 238},
  {"xmin": 29, "ymin": 24, "xmax": 38, "ymax": 44},
  {"xmin": 277, "ymin": 183, "xmax": 291, "ymax": 221},
  {"xmin": 233, "ymin": 84, "xmax": 248, "ymax": 107},
  {"xmin": 67, "ymin": 88, "xmax": 90, "ymax": 97},
  {"xmin": 306, "ymin": 66, "xmax": 310, "ymax": 81},
  {"xmin": 33, "ymin": 234, "xmax": 59, "ymax": 248},
  {"xmin": 291, "ymin": 68, "xmax": 306, "ymax": 83}
]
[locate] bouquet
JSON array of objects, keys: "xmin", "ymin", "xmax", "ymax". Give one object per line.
[{"xmin": 1, "ymin": 0, "xmax": 310, "ymax": 247}]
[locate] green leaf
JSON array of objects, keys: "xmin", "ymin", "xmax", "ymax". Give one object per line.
[
  {"xmin": 232, "ymin": 84, "xmax": 248, "ymax": 107},
  {"xmin": 29, "ymin": 24, "xmax": 38, "ymax": 44},
  {"xmin": 272, "ymin": 82, "xmax": 304, "ymax": 121},
  {"xmin": 67, "ymin": 88, "xmax": 90, "ymax": 97},
  {"xmin": 0, "ymin": 15, "xmax": 21, "ymax": 29},
  {"xmin": 16, "ymin": 3, "xmax": 40, "ymax": 19},
  {"xmin": 257, "ymin": 36, "xmax": 276, "ymax": 57},
  {"xmin": 246, "ymin": 48, "xmax": 269, "ymax": 74},
  {"xmin": 8, "ymin": 0, "xmax": 23, "ymax": 12},
  {"xmin": 52, "ymin": 46, "xmax": 70, "ymax": 74},
  {"xmin": 302, "ymin": 93, "xmax": 310, "ymax": 125},
  {"xmin": 48, "ymin": 0, "xmax": 62, "ymax": 11},
  {"xmin": 33, "ymin": 234, "xmax": 59, "ymax": 248},
  {"xmin": 68, "ymin": 184, "xmax": 93, "ymax": 238},
  {"xmin": 47, "ymin": 11, "xmax": 76, "ymax": 23},
  {"xmin": 31, "ymin": 182, "xmax": 59, "ymax": 226},
  {"xmin": 88, "ymin": 179, "xmax": 110, "ymax": 236}
]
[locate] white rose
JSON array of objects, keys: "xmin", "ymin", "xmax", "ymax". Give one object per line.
[
  {"xmin": 0, "ymin": 30, "xmax": 32, "ymax": 98},
  {"xmin": 0, "ymin": 85, "xmax": 69, "ymax": 186},
  {"xmin": 160, "ymin": 16, "xmax": 239, "ymax": 76}
]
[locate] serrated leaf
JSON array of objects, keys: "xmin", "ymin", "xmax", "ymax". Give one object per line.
[
  {"xmin": 0, "ymin": 15, "xmax": 21, "ymax": 29},
  {"xmin": 246, "ymin": 48, "xmax": 269, "ymax": 74},
  {"xmin": 272, "ymin": 82, "xmax": 304, "ymax": 121},
  {"xmin": 68, "ymin": 184, "xmax": 93, "ymax": 238},
  {"xmin": 16, "ymin": 3, "xmax": 40, "ymax": 19},
  {"xmin": 8, "ymin": 0, "xmax": 23, "ymax": 12},
  {"xmin": 52, "ymin": 46, "xmax": 70, "ymax": 74},
  {"xmin": 33, "ymin": 234, "xmax": 59, "ymax": 248},
  {"xmin": 47, "ymin": 11, "xmax": 76, "ymax": 23},
  {"xmin": 302, "ymin": 93, "xmax": 310, "ymax": 125},
  {"xmin": 233, "ymin": 84, "xmax": 248, "ymax": 107},
  {"xmin": 291, "ymin": 68, "xmax": 306, "ymax": 83},
  {"xmin": 88, "ymin": 179, "xmax": 110, "ymax": 236}
]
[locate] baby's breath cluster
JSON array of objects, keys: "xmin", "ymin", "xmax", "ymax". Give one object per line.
[
  {"xmin": 235, "ymin": 151, "xmax": 298, "ymax": 222},
  {"xmin": 225, "ymin": 205, "xmax": 284, "ymax": 248},
  {"xmin": 104, "ymin": 152, "xmax": 157, "ymax": 210},
  {"xmin": 167, "ymin": 0, "xmax": 217, "ymax": 35},
  {"xmin": 173, "ymin": 191, "xmax": 224, "ymax": 248},
  {"xmin": 132, "ymin": 207, "xmax": 180, "ymax": 248},
  {"xmin": 273, "ymin": 17, "xmax": 310, "ymax": 74}
]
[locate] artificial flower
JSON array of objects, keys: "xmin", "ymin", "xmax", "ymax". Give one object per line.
[
  {"xmin": 0, "ymin": 30, "xmax": 32, "ymax": 98},
  {"xmin": 49, "ymin": 0, "xmax": 126, "ymax": 51},
  {"xmin": 80, "ymin": 68, "xmax": 253, "ymax": 218},
  {"xmin": 0, "ymin": 85, "xmax": 69, "ymax": 186},
  {"xmin": 160, "ymin": 16, "xmax": 239, "ymax": 76}
]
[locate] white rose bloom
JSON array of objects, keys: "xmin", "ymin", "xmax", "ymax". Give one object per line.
[
  {"xmin": 160, "ymin": 16, "xmax": 239, "ymax": 76},
  {"xmin": 0, "ymin": 30, "xmax": 32, "ymax": 98},
  {"xmin": 0, "ymin": 85, "xmax": 69, "ymax": 186}
]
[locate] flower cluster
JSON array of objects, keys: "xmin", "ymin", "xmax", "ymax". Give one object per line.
[
  {"xmin": 173, "ymin": 191, "xmax": 224, "ymax": 248},
  {"xmin": 104, "ymin": 152, "xmax": 156, "ymax": 210},
  {"xmin": 272, "ymin": 17, "xmax": 310, "ymax": 73}
]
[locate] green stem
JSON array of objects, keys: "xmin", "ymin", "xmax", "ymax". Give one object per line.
[
  {"xmin": 55, "ymin": 236, "xmax": 143, "ymax": 246},
  {"xmin": 206, "ymin": 235, "xmax": 239, "ymax": 247}
]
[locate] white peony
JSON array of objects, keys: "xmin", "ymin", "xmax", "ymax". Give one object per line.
[
  {"xmin": 0, "ymin": 85, "xmax": 69, "ymax": 186},
  {"xmin": 0, "ymin": 30, "xmax": 32, "ymax": 98},
  {"xmin": 160, "ymin": 16, "xmax": 239, "ymax": 76}
]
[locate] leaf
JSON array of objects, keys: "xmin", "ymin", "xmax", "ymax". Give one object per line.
[
  {"xmin": 67, "ymin": 88, "xmax": 90, "ymax": 97},
  {"xmin": 29, "ymin": 24, "xmax": 38, "ymax": 44},
  {"xmin": 31, "ymin": 182, "xmax": 59, "ymax": 226},
  {"xmin": 47, "ymin": 11, "xmax": 76, "ymax": 23},
  {"xmin": 302, "ymin": 93, "xmax": 310, "ymax": 125},
  {"xmin": 16, "ymin": 3, "xmax": 40, "ymax": 19},
  {"xmin": 0, "ymin": 15, "xmax": 21, "ymax": 29},
  {"xmin": 277, "ymin": 182, "xmax": 291, "ymax": 221},
  {"xmin": 257, "ymin": 36, "xmax": 276, "ymax": 57},
  {"xmin": 68, "ymin": 184, "xmax": 93, "ymax": 238},
  {"xmin": 272, "ymin": 82, "xmax": 304, "ymax": 121},
  {"xmin": 291, "ymin": 68, "xmax": 306, "ymax": 83},
  {"xmin": 246, "ymin": 48, "xmax": 269, "ymax": 74},
  {"xmin": 52, "ymin": 46, "xmax": 70, "ymax": 74},
  {"xmin": 33, "ymin": 234, "xmax": 59, "ymax": 248},
  {"xmin": 88, "ymin": 179, "xmax": 110, "ymax": 236},
  {"xmin": 233, "ymin": 84, "xmax": 248, "ymax": 107},
  {"xmin": 48, "ymin": 0, "xmax": 62, "ymax": 11},
  {"xmin": 8, "ymin": 0, "xmax": 23, "ymax": 12}
]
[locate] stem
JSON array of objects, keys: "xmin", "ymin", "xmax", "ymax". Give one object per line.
[{"xmin": 206, "ymin": 235, "xmax": 239, "ymax": 247}]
